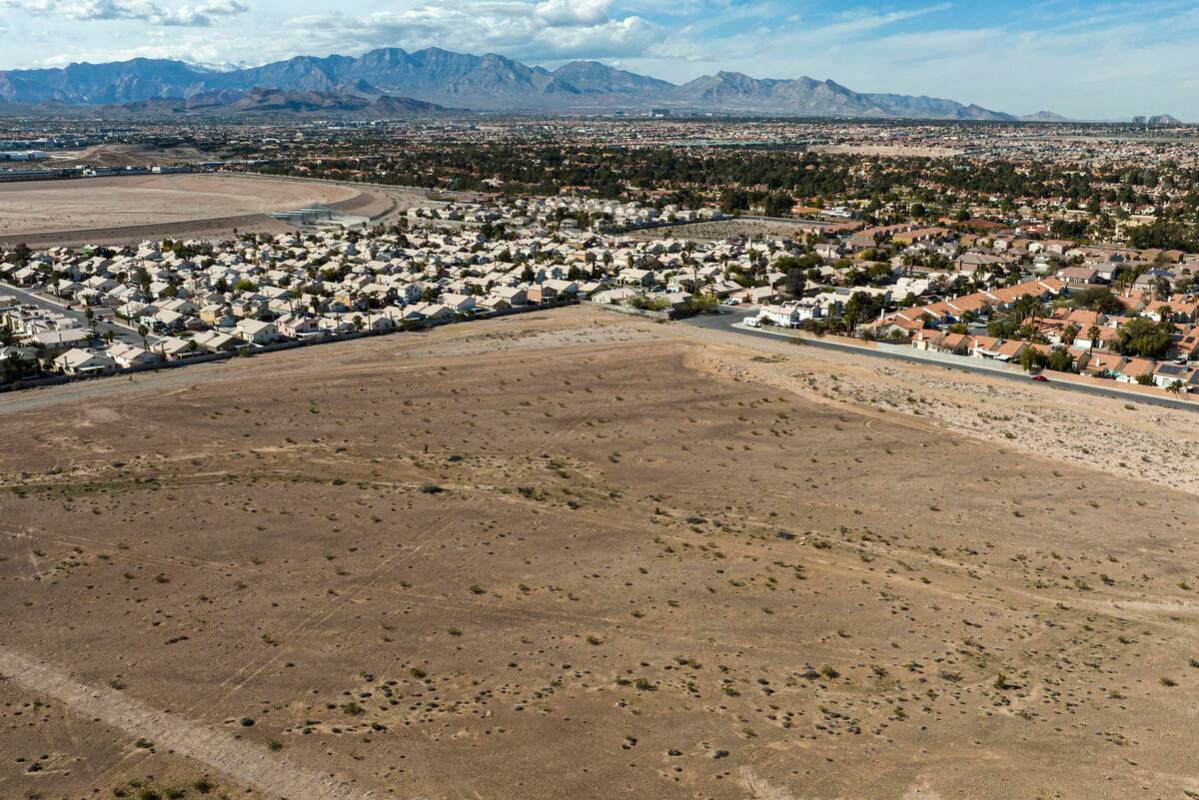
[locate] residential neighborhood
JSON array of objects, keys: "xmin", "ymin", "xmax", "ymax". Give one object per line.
[{"xmin": 6, "ymin": 197, "xmax": 1199, "ymax": 399}]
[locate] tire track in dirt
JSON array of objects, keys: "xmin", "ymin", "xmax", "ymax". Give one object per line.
[
  {"xmin": 739, "ymin": 767, "xmax": 799, "ymax": 800},
  {"xmin": 198, "ymin": 390, "xmax": 608, "ymax": 712},
  {"xmin": 190, "ymin": 510, "xmax": 455, "ymax": 715},
  {"xmin": 0, "ymin": 648, "xmax": 380, "ymax": 800}
]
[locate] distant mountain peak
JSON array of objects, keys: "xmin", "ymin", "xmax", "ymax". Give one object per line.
[
  {"xmin": 1020, "ymin": 110, "xmax": 1071, "ymax": 122},
  {"xmin": 111, "ymin": 85, "xmax": 455, "ymax": 119},
  {"xmin": 0, "ymin": 46, "xmax": 1064, "ymax": 121}
]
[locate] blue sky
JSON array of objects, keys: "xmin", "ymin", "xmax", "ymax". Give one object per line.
[{"xmin": 0, "ymin": 0, "xmax": 1195, "ymax": 119}]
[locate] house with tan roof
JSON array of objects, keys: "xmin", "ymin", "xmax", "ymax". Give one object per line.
[
  {"xmin": 1115, "ymin": 357, "xmax": 1156, "ymax": 383},
  {"xmin": 53, "ymin": 348, "xmax": 115, "ymax": 376},
  {"xmin": 971, "ymin": 336, "xmax": 1003, "ymax": 359},
  {"xmin": 1081, "ymin": 352, "xmax": 1124, "ymax": 377},
  {"xmin": 933, "ymin": 332, "xmax": 974, "ymax": 355},
  {"xmin": 945, "ymin": 293, "xmax": 992, "ymax": 317},
  {"xmin": 1059, "ymin": 266, "xmax": 1100, "ymax": 288},
  {"xmin": 993, "ymin": 339, "xmax": 1027, "ymax": 362}
]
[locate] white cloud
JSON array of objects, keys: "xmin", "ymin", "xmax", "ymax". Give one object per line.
[
  {"xmin": 153, "ymin": 1, "xmax": 248, "ymax": 26},
  {"xmin": 534, "ymin": 0, "xmax": 611, "ymax": 27},
  {"xmin": 285, "ymin": 0, "xmax": 664, "ymax": 62},
  {"xmin": 61, "ymin": 0, "xmax": 159, "ymax": 20},
  {"xmin": 4, "ymin": 0, "xmax": 248, "ymax": 26},
  {"xmin": 4, "ymin": 0, "xmax": 1199, "ymax": 117}
]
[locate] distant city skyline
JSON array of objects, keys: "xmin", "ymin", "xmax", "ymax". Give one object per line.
[{"xmin": 0, "ymin": 0, "xmax": 1194, "ymax": 120}]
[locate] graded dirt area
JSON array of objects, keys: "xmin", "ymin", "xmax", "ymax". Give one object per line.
[
  {"xmin": 0, "ymin": 173, "xmax": 361, "ymax": 242},
  {"xmin": 623, "ymin": 219, "xmax": 819, "ymax": 242},
  {"xmin": 40, "ymin": 143, "xmax": 217, "ymax": 170},
  {"xmin": 810, "ymin": 144, "xmax": 964, "ymax": 158},
  {"xmin": 2, "ymin": 307, "xmax": 1198, "ymax": 800}
]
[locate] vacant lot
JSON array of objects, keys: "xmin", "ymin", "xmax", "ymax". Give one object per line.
[
  {"xmin": 623, "ymin": 219, "xmax": 816, "ymax": 242},
  {"xmin": 0, "ymin": 173, "xmax": 361, "ymax": 241},
  {"xmin": 810, "ymin": 144, "xmax": 964, "ymax": 158},
  {"xmin": 39, "ymin": 143, "xmax": 218, "ymax": 170},
  {"xmin": 1, "ymin": 307, "xmax": 1198, "ymax": 799}
]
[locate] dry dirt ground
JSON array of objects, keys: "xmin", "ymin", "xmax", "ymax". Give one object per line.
[
  {"xmin": 40, "ymin": 144, "xmax": 218, "ymax": 170},
  {"xmin": 808, "ymin": 145, "xmax": 964, "ymax": 159},
  {"xmin": 691, "ymin": 328, "xmax": 1199, "ymax": 497},
  {"xmin": 2, "ymin": 307, "xmax": 1199, "ymax": 800},
  {"xmin": 623, "ymin": 220, "xmax": 813, "ymax": 242},
  {"xmin": 0, "ymin": 174, "xmax": 360, "ymax": 238}
]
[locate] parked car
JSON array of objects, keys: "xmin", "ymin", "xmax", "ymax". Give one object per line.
[{"xmin": 1031, "ymin": 374, "xmax": 1049, "ymax": 383}]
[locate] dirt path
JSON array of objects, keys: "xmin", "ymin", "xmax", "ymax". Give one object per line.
[{"xmin": 0, "ymin": 648, "xmax": 380, "ymax": 800}]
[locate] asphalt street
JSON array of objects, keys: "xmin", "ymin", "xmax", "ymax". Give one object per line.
[
  {"xmin": 682, "ymin": 308, "xmax": 1199, "ymax": 413},
  {"xmin": 1, "ymin": 282, "xmax": 164, "ymax": 348}
]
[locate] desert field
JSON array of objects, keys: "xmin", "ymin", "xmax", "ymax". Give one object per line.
[
  {"xmin": 40, "ymin": 143, "xmax": 218, "ymax": 170},
  {"xmin": 0, "ymin": 173, "xmax": 361, "ymax": 241},
  {"xmin": 2, "ymin": 307, "xmax": 1199, "ymax": 800},
  {"xmin": 809, "ymin": 144, "xmax": 965, "ymax": 158},
  {"xmin": 623, "ymin": 219, "xmax": 819, "ymax": 242}
]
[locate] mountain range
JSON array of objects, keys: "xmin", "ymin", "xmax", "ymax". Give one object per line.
[
  {"xmin": 115, "ymin": 87, "xmax": 456, "ymax": 119},
  {"xmin": 0, "ymin": 47, "xmax": 1068, "ymax": 121}
]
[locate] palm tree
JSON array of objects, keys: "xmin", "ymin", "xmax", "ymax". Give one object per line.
[{"xmin": 137, "ymin": 324, "xmax": 149, "ymax": 351}]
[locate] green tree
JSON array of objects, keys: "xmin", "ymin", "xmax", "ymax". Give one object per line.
[
  {"xmin": 783, "ymin": 268, "xmax": 807, "ymax": 297},
  {"xmin": 764, "ymin": 192, "xmax": 794, "ymax": 217},
  {"xmin": 2, "ymin": 352, "xmax": 23, "ymax": 384},
  {"xmin": 842, "ymin": 291, "xmax": 884, "ymax": 334},
  {"xmin": 685, "ymin": 294, "xmax": 719, "ymax": 315},
  {"xmin": 1046, "ymin": 347, "xmax": 1075, "ymax": 372},
  {"xmin": 1114, "ymin": 317, "xmax": 1172, "ymax": 359},
  {"xmin": 1020, "ymin": 347, "xmax": 1049, "ymax": 372}
]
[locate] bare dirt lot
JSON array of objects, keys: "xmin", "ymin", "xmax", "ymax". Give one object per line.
[
  {"xmin": 623, "ymin": 220, "xmax": 815, "ymax": 242},
  {"xmin": 810, "ymin": 145, "xmax": 964, "ymax": 158},
  {"xmin": 0, "ymin": 173, "xmax": 362, "ymax": 242},
  {"xmin": 40, "ymin": 143, "xmax": 218, "ymax": 170},
  {"xmin": 2, "ymin": 307, "xmax": 1199, "ymax": 800}
]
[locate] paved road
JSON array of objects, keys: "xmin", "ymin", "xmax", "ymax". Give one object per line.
[
  {"xmin": 682, "ymin": 308, "xmax": 1199, "ymax": 413},
  {"xmin": 1, "ymin": 281, "xmax": 163, "ymax": 348}
]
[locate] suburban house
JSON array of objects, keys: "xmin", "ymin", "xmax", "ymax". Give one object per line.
[
  {"xmin": 1115, "ymin": 357, "xmax": 1156, "ymax": 384},
  {"xmin": 54, "ymin": 348, "xmax": 115, "ymax": 376},
  {"xmin": 235, "ymin": 319, "xmax": 278, "ymax": 345},
  {"xmin": 1059, "ymin": 267, "xmax": 1101, "ymax": 288},
  {"xmin": 192, "ymin": 330, "xmax": 238, "ymax": 352},
  {"xmin": 107, "ymin": 343, "xmax": 157, "ymax": 369}
]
